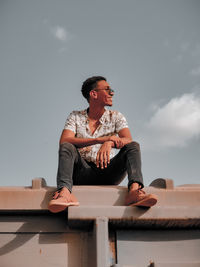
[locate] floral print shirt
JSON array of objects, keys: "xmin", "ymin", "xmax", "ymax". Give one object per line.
[{"xmin": 64, "ymin": 108, "xmax": 129, "ymax": 163}]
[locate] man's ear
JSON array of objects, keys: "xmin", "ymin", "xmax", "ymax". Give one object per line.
[{"xmin": 89, "ymin": 90, "xmax": 98, "ymax": 100}]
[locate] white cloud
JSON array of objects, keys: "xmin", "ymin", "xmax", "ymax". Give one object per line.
[
  {"xmin": 190, "ymin": 66, "xmax": 200, "ymax": 76},
  {"xmin": 51, "ymin": 26, "xmax": 70, "ymax": 42},
  {"xmin": 140, "ymin": 93, "xmax": 200, "ymax": 150}
]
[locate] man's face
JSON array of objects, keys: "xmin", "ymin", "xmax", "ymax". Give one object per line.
[{"xmin": 94, "ymin": 80, "xmax": 114, "ymax": 106}]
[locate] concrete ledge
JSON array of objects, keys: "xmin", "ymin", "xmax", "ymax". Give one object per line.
[
  {"xmin": 0, "ymin": 187, "xmax": 55, "ymax": 210},
  {"xmin": 1, "ymin": 179, "xmax": 200, "ymax": 266},
  {"xmin": 0, "ymin": 178, "xmax": 200, "ymax": 211},
  {"xmin": 0, "ymin": 188, "xmax": 199, "ymax": 210},
  {"xmin": 68, "ymin": 206, "xmax": 200, "ymax": 228},
  {"xmin": 72, "ymin": 186, "xmax": 200, "ymax": 207},
  {"xmin": 0, "ymin": 184, "xmax": 200, "ymax": 210},
  {"xmin": 68, "ymin": 206, "xmax": 200, "ymax": 220}
]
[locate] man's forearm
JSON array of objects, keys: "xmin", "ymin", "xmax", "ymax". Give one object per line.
[
  {"xmin": 59, "ymin": 136, "xmax": 115, "ymax": 148},
  {"xmin": 119, "ymin": 137, "xmax": 132, "ymax": 145},
  {"xmin": 109, "ymin": 136, "xmax": 132, "ymax": 148}
]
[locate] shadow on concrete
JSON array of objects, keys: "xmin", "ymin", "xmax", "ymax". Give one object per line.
[
  {"xmin": 117, "ymin": 229, "xmax": 200, "ymax": 242},
  {"xmin": 0, "ymin": 211, "xmax": 69, "ymax": 256},
  {"xmin": 40, "ymin": 186, "xmax": 55, "ymax": 209}
]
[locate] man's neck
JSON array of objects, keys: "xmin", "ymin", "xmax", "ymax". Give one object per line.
[{"xmin": 88, "ymin": 103, "xmax": 105, "ymax": 121}]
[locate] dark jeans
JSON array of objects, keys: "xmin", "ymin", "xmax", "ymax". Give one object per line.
[{"xmin": 56, "ymin": 141, "xmax": 144, "ymax": 192}]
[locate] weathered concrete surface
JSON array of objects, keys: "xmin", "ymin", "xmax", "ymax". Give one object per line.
[
  {"xmin": 116, "ymin": 229, "xmax": 200, "ymax": 267},
  {"xmin": 0, "ymin": 228, "xmax": 91, "ymax": 267},
  {"xmin": 0, "ymin": 178, "xmax": 200, "ymax": 267},
  {"xmin": 1, "ymin": 178, "xmax": 200, "ymax": 229},
  {"xmin": 68, "ymin": 206, "xmax": 200, "ymax": 228},
  {"xmin": 0, "ymin": 212, "xmax": 95, "ymax": 267},
  {"xmin": 0, "ymin": 178, "xmax": 200, "ymax": 210}
]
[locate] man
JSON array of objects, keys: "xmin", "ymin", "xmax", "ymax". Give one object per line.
[{"xmin": 48, "ymin": 76, "xmax": 157, "ymax": 213}]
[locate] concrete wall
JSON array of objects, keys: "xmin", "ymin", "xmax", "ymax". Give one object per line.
[{"xmin": 0, "ymin": 178, "xmax": 200, "ymax": 267}]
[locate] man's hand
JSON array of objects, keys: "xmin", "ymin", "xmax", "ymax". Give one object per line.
[
  {"xmin": 108, "ymin": 136, "xmax": 125, "ymax": 149},
  {"xmin": 97, "ymin": 135, "xmax": 126, "ymax": 148},
  {"xmin": 96, "ymin": 141, "xmax": 113, "ymax": 169}
]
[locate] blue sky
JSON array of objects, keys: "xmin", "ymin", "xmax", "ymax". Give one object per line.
[{"xmin": 0, "ymin": 0, "xmax": 200, "ymax": 187}]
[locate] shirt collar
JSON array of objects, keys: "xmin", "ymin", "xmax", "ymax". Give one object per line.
[
  {"xmin": 99, "ymin": 108, "xmax": 109, "ymax": 124},
  {"xmin": 84, "ymin": 107, "xmax": 109, "ymax": 124}
]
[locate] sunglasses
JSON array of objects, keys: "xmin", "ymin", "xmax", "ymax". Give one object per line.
[{"xmin": 94, "ymin": 88, "xmax": 114, "ymax": 94}]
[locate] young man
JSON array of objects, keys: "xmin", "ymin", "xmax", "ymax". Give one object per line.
[{"xmin": 48, "ymin": 76, "xmax": 157, "ymax": 213}]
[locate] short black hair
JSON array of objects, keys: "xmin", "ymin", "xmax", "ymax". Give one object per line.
[{"xmin": 81, "ymin": 76, "xmax": 106, "ymax": 101}]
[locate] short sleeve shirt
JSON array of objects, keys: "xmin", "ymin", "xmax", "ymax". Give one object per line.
[{"xmin": 64, "ymin": 108, "xmax": 129, "ymax": 163}]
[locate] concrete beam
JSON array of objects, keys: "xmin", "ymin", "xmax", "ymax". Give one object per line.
[
  {"xmin": 68, "ymin": 206, "xmax": 200, "ymax": 228},
  {"xmin": 95, "ymin": 217, "xmax": 110, "ymax": 267},
  {"xmin": 0, "ymin": 178, "xmax": 200, "ymax": 212}
]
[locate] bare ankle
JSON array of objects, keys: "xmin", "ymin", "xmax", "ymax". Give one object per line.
[
  {"xmin": 129, "ymin": 182, "xmax": 140, "ymax": 192},
  {"xmin": 60, "ymin": 187, "xmax": 71, "ymax": 195}
]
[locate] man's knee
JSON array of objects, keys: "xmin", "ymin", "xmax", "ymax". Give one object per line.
[
  {"xmin": 123, "ymin": 141, "xmax": 141, "ymax": 152},
  {"xmin": 59, "ymin": 142, "xmax": 77, "ymax": 154}
]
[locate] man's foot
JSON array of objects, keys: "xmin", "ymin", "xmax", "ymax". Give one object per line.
[
  {"xmin": 125, "ymin": 189, "xmax": 157, "ymax": 207},
  {"xmin": 48, "ymin": 187, "xmax": 79, "ymax": 213}
]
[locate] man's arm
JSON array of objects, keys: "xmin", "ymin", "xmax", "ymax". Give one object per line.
[
  {"xmin": 104, "ymin": 128, "xmax": 133, "ymax": 148},
  {"xmin": 116, "ymin": 128, "xmax": 133, "ymax": 147},
  {"xmin": 59, "ymin": 129, "xmax": 116, "ymax": 147},
  {"xmin": 96, "ymin": 127, "xmax": 133, "ymax": 168}
]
